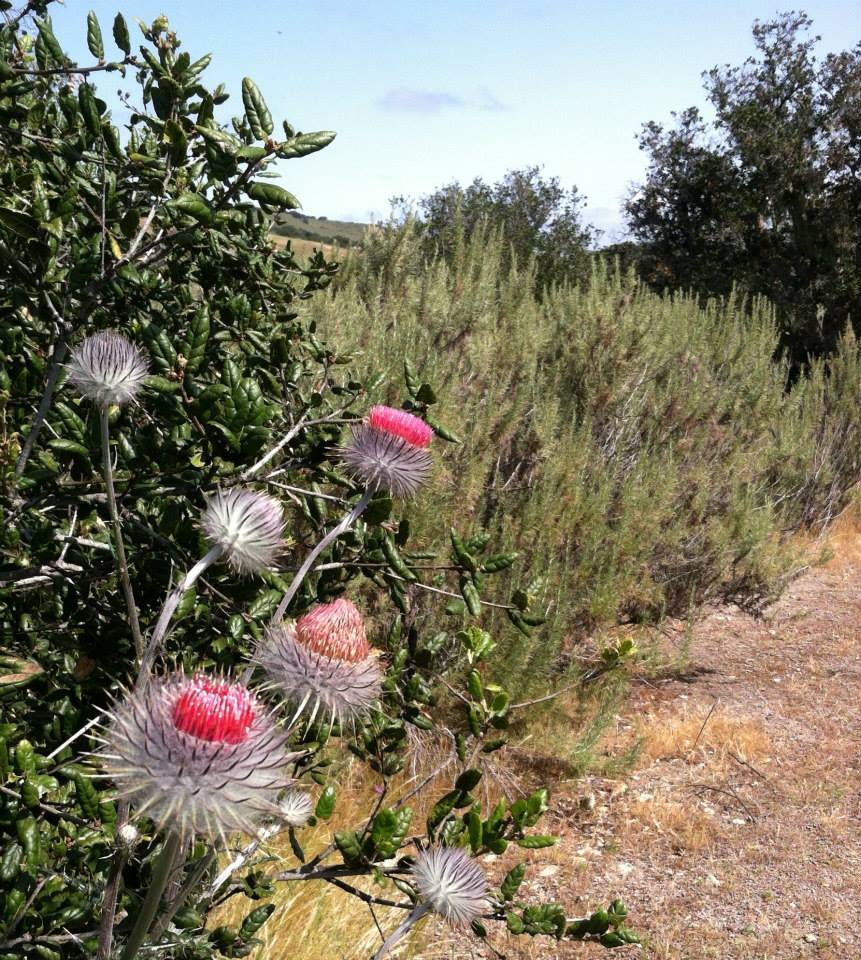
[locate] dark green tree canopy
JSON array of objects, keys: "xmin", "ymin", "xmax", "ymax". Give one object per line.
[
  {"xmin": 626, "ymin": 11, "xmax": 861, "ymax": 362},
  {"xmin": 395, "ymin": 166, "xmax": 595, "ymax": 293}
]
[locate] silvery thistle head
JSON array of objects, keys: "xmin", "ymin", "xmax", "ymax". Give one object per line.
[
  {"xmin": 412, "ymin": 846, "xmax": 489, "ymax": 927},
  {"xmin": 279, "ymin": 789, "xmax": 314, "ymax": 827},
  {"xmin": 66, "ymin": 330, "xmax": 149, "ymax": 407},
  {"xmin": 255, "ymin": 598, "xmax": 382, "ymax": 727},
  {"xmin": 202, "ymin": 487, "xmax": 286, "ymax": 575},
  {"xmin": 99, "ymin": 672, "xmax": 299, "ymax": 845},
  {"xmin": 341, "ymin": 405, "xmax": 433, "ymax": 498}
]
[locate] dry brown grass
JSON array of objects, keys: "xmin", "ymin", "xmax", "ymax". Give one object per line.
[
  {"xmin": 269, "ymin": 233, "xmax": 344, "ymax": 261},
  {"xmin": 639, "ymin": 708, "xmax": 771, "ymax": 769}
]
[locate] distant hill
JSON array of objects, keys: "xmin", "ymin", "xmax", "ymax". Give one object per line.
[{"xmin": 270, "ymin": 211, "xmax": 369, "ymax": 247}]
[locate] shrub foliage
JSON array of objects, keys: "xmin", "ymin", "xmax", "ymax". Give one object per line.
[
  {"xmin": 0, "ymin": 6, "xmax": 633, "ymax": 960},
  {"xmin": 307, "ymin": 225, "xmax": 861, "ymax": 691}
]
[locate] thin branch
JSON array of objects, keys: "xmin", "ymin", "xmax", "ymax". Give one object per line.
[
  {"xmin": 3, "ymin": 875, "xmax": 48, "ymax": 940},
  {"xmin": 324, "ymin": 876, "xmax": 414, "ymax": 911},
  {"xmin": 14, "ymin": 332, "xmax": 69, "ymax": 478}
]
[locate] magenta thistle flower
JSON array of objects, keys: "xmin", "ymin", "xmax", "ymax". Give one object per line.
[
  {"xmin": 99, "ymin": 672, "xmax": 298, "ymax": 844},
  {"xmin": 255, "ymin": 599, "xmax": 382, "ymax": 727},
  {"xmin": 202, "ymin": 487, "xmax": 286, "ymax": 575},
  {"xmin": 341, "ymin": 405, "xmax": 433, "ymax": 498},
  {"xmin": 412, "ymin": 846, "xmax": 489, "ymax": 927},
  {"xmin": 67, "ymin": 330, "xmax": 149, "ymax": 407}
]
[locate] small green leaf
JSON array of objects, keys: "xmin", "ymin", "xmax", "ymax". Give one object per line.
[
  {"xmin": 0, "ymin": 207, "xmax": 38, "ymax": 238},
  {"xmin": 86, "ymin": 11, "xmax": 104, "ymax": 59},
  {"xmin": 276, "ymin": 130, "xmax": 336, "ymax": 159},
  {"xmin": 171, "ymin": 192, "xmax": 213, "ymax": 225},
  {"xmin": 112, "ymin": 13, "xmax": 131, "ymax": 55},
  {"xmin": 241, "ymin": 77, "xmax": 273, "ymax": 139},
  {"xmin": 500, "ymin": 863, "xmax": 526, "ymax": 901},
  {"xmin": 516, "ymin": 835, "xmax": 557, "ymax": 849},
  {"xmin": 247, "ymin": 181, "xmax": 301, "ymax": 210},
  {"xmin": 315, "ymin": 785, "xmax": 336, "ymax": 821}
]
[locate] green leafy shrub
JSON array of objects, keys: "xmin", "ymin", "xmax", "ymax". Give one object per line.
[
  {"xmin": 0, "ymin": 5, "xmax": 632, "ymax": 959},
  {"xmin": 304, "ymin": 224, "xmax": 861, "ymax": 693}
]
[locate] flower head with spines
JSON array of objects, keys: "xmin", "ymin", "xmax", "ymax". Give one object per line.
[
  {"xmin": 98, "ymin": 672, "xmax": 299, "ymax": 846},
  {"xmin": 340, "ymin": 405, "xmax": 433, "ymax": 498},
  {"xmin": 254, "ymin": 598, "xmax": 381, "ymax": 728},
  {"xmin": 202, "ymin": 487, "xmax": 286, "ymax": 575},
  {"xmin": 66, "ymin": 330, "xmax": 149, "ymax": 407},
  {"xmin": 412, "ymin": 846, "xmax": 489, "ymax": 927}
]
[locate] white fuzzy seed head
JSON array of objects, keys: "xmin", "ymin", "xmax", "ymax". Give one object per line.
[
  {"xmin": 66, "ymin": 330, "xmax": 149, "ymax": 407},
  {"xmin": 99, "ymin": 672, "xmax": 299, "ymax": 845},
  {"xmin": 412, "ymin": 846, "xmax": 488, "ymax": 927},
  {"xmin": 280, "ymin": 789, "xmax": 314, "ymax": 827},
  {"xmin": 202, "ymin": 487, "xmax": 286, "ymax": 575}
]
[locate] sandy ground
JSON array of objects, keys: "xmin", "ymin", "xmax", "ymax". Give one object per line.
[{"xmin": 414, "ymin": 542, "xmax": 860, "ymax": 959}]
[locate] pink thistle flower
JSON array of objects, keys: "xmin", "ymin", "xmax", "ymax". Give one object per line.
[
  {"xmin": 368, "ymin": 406, "xmax": 433, "ymax": 447},
  {"xmin": 412, "ymin": 846, "xmax": 489, "ymax": 927},
  {"xmin": 255, "ymin": 599, "xmax": 381, "ymax": 727},
  {"xmin": 99, "ymin": 672, "xmax": 299, "ymax": 844},
  {"xmin": 202, "ymin": 487, "xmax": 286, "ymax": 575},
  {"xmin": 295, "ymin": 598, "xmax": 370, "ymax": 662},
  {"xmin": 67, "ymin": 330, "xmax": 149, "ymax": 407},
  {"xmin": 341, "ymin": 405, "xmax": 433, "ymax": 498}
]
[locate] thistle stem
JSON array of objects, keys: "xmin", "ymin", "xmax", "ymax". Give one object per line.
[
  {"xmin": 120, "ymin": 830, "xmax": 182, "ymax": 960},
  {"xmin": 271, "ymin": 488, "xmax": 373, "ymax": 622},
  {"xmin": 371, "ymin": 901, "xmax": 431, "ymax": 960},
  {"xmin": 100, "ymin": 407, "xmax": 144, "ymax": 660},
  {"xmin": 136, "ymin": 544, "xmax": 224, "ymax": 692},
  {"xmin": 150, "ymin": 848, "xmax": 216, "ymax": 940}
]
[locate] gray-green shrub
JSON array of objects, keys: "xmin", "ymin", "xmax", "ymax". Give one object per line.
[{"xmin": 303, "ymin": 225, "xmax": 861, "ymax": 691}]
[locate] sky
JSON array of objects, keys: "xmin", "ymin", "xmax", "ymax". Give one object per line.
[{"xmin": 49, "ymin": 0, "xmax": 860, "ymax": 242}]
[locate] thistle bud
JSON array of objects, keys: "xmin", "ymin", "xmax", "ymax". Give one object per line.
[
  {"xmin": 412, "ymin": 846, "xmax": 488, "ymax": 927},
  {"xmin": 255, "ymin": 599, "xmax": 381, "ymax": 727},
  {"xmin": 341, "ymin": 405, "xmax": 432, "ymax": 498},
  {"xmin": 99, "ymin": 672, "xmax": 298, "ymax": 843},
  {"xmin": 66, "ymin": 330, "xmax": 149, "ymax": 407},
  {"xmin": 280, "ymin": 789, "xmax": 313, "ymax": 827},
  {"xmin": 202, "ymin": 487, "xmax": 286, "ymax": 575}
]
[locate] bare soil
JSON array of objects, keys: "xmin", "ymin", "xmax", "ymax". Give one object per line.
[{"xmin": 418, "ymin": 540, "xmax": 861, "ymax": 959}]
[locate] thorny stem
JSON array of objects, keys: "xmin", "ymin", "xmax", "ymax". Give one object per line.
[
  {"xmin": 96, "ymin": 827, "xmax": 128, "ymax": 960},
  {"xmin": 120, "ymin": 830, "xmax": 182, "ymax": 960},
  {"xmin": 271, "ymin": 488, "xmax": 373, "ymax": 622},
  {"xmin": 100, "ymin": 408, "xmax": 144, "ymax": 660}
]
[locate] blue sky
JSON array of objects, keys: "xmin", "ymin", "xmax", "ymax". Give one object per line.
[{"xmin": 51, "ymin": 1, "xmax": 859, "ymax": 241}]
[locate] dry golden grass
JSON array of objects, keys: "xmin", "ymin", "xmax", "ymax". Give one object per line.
[
  {"xmin": 639, "ymin": 708, "xmax": 770, "ymax": 769},
  {"xmin": 210, "ymin": 734, "xmax": 462, "ymax": 960},
  {"xmin": 269, "ymin": 233, "xmax": 344, "ymax": 261}
]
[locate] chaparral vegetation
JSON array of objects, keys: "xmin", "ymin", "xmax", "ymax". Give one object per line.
[{"xmin": 0, "ymin": 4, "xmax": 858, "ymax": 960}]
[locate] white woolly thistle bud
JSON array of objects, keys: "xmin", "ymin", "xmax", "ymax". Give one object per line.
[
  {"xmin": 412, "ymin": 846, "xmax": 489, "ymax": 927},
  {"xmin": 255, "ymin": 598, "xmax": 382, "ymax": 728},
  {"xmin": 279, "ymin": 789, "xmax": 314, "ymax": 827},
  {"xmin": 99, "ymin": 672, "xmax": 300, "ymax": 844},
  {"xmin": 202, "ymin": 487, "xmax": 286, "ymax": 575},
  {"xmin": 341, "ymin": 405, "xmax": 433, "ymax": 498},
  {"xmin": 66, "ymin": 330, "xmax": 149, "ymax": 407}
]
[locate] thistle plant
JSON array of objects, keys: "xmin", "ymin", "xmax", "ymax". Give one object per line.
[
  {"xmin": 0, "ymin": 5, "xmax": 636, "ymax": 960},
  {"xmin": 255, "ymin": 599, "xmax": 382, "ymax": 727}
]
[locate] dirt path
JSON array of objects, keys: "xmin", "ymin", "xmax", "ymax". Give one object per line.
[{"xmin": 501, "ymin": 549, "xmax": 861, "ymax": 959}]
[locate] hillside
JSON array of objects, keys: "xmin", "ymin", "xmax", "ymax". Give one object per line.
[{"xmin": 270, "ymin": 210, "xmax": 369, "ymax": 246}]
